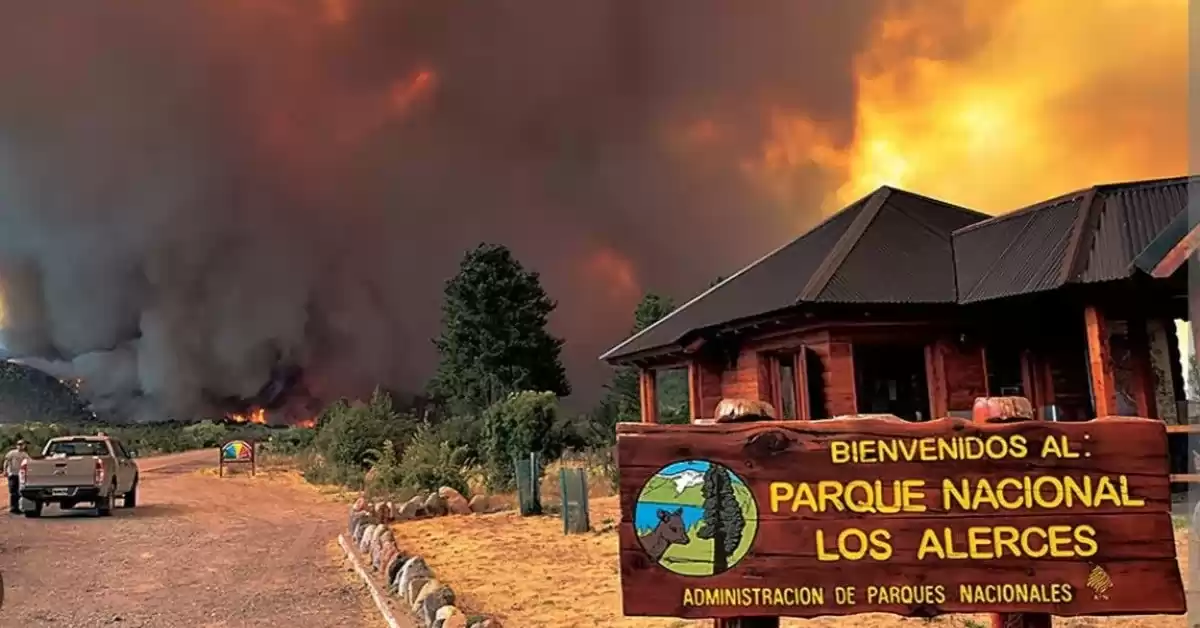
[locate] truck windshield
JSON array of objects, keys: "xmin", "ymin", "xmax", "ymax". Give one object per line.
[{"xmin": 44, "ymin": 441, "xmax": 110, "ymax": 457}]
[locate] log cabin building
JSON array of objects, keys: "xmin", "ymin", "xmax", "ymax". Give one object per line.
[{"xmin": 601, "ymin": 176, "xmax": 1199, "ymax": 455}]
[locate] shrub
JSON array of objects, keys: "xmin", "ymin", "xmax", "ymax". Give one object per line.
[
  {"xmin": 397, "ymin": 426, "xmax": 470, "ymax": 496},
  {"xmin": 266, "ymin": 426, "xmax": 316, "ymax": 455},
  {"xmin": 427, "ymin": 413, "xmax": 484, "ymax": 465},
  {"xmin": 182, "ymin": 420, "xmax": 230, "ymax": 448},
  {"xmin": 481, "ymin": 390, "xmax": 561, "ymax": 490},
  {"xmin": 363, "ymin": 439, "xmax": 405, "ymax": 497},
  {"xmin": 313, "ymin": 388, "xmax": 415, "ymax": 474}
]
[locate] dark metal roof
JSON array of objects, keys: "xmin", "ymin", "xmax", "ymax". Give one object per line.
[
  {"xmin": 600, "ymin": 187, "xmax": 985, "ymax": 361},
  {"xmin": 953, "ymin": 175, "xmax": 1193, "ymax": 303},
  {"xmin": 818, "ymin": 190, "xmax": 986, "ymax": 303},
  {"xmin": 1132, "ymin": 209, "xmax": 1190, "ymax": 275},
  {"xmin": 602, "ymin": 175, "xmax": 1195, "ymax": 364},
  {"xmin": 953, "ymin": 194, "xmax": 1082, "ymax": 303},
  {"xmin": 1079, "ymin": 178, "xmax": 1189, "ymax": 283}
]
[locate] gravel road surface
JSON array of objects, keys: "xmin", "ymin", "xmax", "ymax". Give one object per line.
[{"xmin": 0, "ymin": 449, "xmax": 374, "ymax": 628}]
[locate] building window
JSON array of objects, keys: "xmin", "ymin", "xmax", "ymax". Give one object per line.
[
  {"xmin": 767, "ymin": 348, "xmax": 823, "ymax": 419},
  {"xmin": 776, "ymin": 354, "xmax": 799, "ymax": 419}
]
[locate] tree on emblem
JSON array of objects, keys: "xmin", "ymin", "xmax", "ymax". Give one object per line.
[{"xmin": 698, "ymin": 463, "xmax": 745, "ymax": 574}]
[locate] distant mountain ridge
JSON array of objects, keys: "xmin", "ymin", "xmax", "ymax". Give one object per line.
[{"xmin": 0, "ymin": 360, "xmax": 93, "ymax": 424}]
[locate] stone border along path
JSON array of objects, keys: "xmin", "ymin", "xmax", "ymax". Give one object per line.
[{"xmin": 348, "ymin": 488, "xmax": 503, "ymax": 628}]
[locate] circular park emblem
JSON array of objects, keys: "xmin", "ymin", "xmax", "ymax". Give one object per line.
[{"xmin": 634, "ymin": 459, "xmax": 759, "ymax": 577}]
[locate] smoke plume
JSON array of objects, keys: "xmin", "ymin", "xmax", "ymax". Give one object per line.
[
  {"xmin": 0, "ymin": 1, "xmax": 1184, "ymax": 421},
  {"xmin": 0, "ymin": 1, "xmax": 880, "ymax": 421}
]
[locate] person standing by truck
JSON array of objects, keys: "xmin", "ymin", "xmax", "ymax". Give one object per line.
[{"xmin": 4, "ymin": 440, "xmax": 30, "ymax": 514}]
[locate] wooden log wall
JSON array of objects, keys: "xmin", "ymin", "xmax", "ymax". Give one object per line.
[
  {"xmin": 927, "ymin": 339, "xmax": 989, "ymax": 413},
  {"xmin": 689, "ymin": 359, "xmax": 724, "ymax": 421}
]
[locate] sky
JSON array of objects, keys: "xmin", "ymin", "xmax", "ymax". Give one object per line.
[{"xmin": 0, "ymin": 0, "xmax": 1188, "ymax": 420}]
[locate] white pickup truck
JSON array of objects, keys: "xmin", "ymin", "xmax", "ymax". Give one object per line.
[{"xmin": 19, "ymin": 435, "xmax": 140, "ymax": 517}]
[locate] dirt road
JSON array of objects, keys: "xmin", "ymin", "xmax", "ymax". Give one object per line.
[{"xmin": 0, "ymin": 449, "xmax": 375, "ymax": 628}]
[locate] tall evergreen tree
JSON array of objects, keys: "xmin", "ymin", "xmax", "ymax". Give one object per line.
[
  {"xmin": 431, "ymin": 243, "xmax": 570, "ymax": 414},
  {"xmin": 698, "ymin": 464, "xmax": 745, "ymax": 575}
]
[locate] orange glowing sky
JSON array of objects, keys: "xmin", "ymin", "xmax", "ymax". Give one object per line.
[{"xmin": 748, "ymin": 0, "xmax": 1187, "ymax": 220}]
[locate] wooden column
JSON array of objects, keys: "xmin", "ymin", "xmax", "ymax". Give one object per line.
[
  {"xmin": 795, "ymin": 348, "xmax": 811, "ymax": 420},
  {"xmin": 1019, "ymin": 351, "xmax": 1038, "ymax": 409},
  {"xmin": 924, "ymin": 342, "xmax": 948, "ymax": 419},
  {"xmin": 638, "ymin": 368, "xmax": 659, "ymax": 424},
  {"xmin": 1084, "ymin": 305, "xmax": 1118, "ymax": 417},
  {"xmin": 972, "ymin": 396, "xmax": 1052, "ymax": 628},
  {"xmin": 1127, "ymin": 317, "xmax": 1159, "ymax": 419},
  {"xmin": 1038, "ymin": 357, "xmax": 1057, "ymax": 420},
  {"xmin": 687, "ymin": 362, "xmax": 703, "ymax": 421}
]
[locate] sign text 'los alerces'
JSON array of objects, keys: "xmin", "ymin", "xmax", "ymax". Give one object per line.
[{"xmin": 616, "ymin": 417, "xmax": 1185, "ymax": 619}]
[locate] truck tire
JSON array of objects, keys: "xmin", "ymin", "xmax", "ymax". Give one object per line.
[
  {"xmin": 23, "ymin": 501, "xmax": 42, "ymax": 518},
  {"xmin": 124, "ymin": 478, "xmax": 138, "ymax": 508},
  {"xmin": 97, "ymin": 486, "xmax": 114, "ymax": 517}
]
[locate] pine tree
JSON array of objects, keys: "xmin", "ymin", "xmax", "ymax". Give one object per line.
[
  {"xmin": 430, "ymin": 244, "xmax": 570, "ymax": 415},
  {"xmin": 698, "ymin": 463, "xmax": 745, "ymax": 575}
]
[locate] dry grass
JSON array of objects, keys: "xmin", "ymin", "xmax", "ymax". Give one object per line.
[
  {"xmin": 389, "ymin": 494, "xmax": 1191, "ymax": 628},
  {"xmin": 196, "ymin": 456, "xmax": 360, "ymax": 503}
]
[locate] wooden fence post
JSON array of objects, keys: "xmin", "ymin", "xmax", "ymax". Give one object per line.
[
  {"xmin": 708, "ymin": 399, "xmax": 781, "ymax": 628},
  {"xmin": 972, "ymin": 396, "xmax": 1052, "ymax": 628}
]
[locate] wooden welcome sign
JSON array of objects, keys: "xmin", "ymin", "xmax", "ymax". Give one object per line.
[
  {"xmin": 616, "ymin": 417, "xmax": 1185, "ymax": 619},
  {"xmin": 219, "ymin": 439, "xmax": 256, "ymax": 477}
]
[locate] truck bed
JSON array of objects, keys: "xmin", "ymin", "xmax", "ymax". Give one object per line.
[{"xmin": 23, "ymin": 457, "xmax": 99, "ymax": 489}]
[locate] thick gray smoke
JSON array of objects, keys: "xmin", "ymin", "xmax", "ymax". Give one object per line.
[{"xmin": 0, "ymin": 1, "xmax": 882, "ymax": 422}]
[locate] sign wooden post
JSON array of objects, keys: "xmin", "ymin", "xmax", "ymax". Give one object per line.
[
  {"xmin": 706, "ymin": 401, "xmax": 780, "ymax": 628},
  {"xmin": 616, "ymin": 403, "xmax": 1185, "ymax": 621},
  {"xmin": 219, "ymin": 440, "xmax": 256, "ymax": 477},
  {"xmin": 972, "ymin": 397, "xmax": 1051, "ymax": 628}
]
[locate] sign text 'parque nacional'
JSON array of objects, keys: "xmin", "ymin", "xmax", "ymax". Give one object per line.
[{"xmin": 616, "ymin": 417, "xmax": 1185, "ymax": 619}]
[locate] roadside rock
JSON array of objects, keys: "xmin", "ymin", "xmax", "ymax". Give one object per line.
[
  {"xmin": 384, "ymin": 552, "xmax": 405, "ymax": 586},
  {"xmin": 414, "ymin": 580, "xmax": 455, "ymax": 627},
  {"xmin": 435, "ymin": 606, "xmax": 466, "ymax": 628},
  {"xmin": 349, "ymin": 514, "xmax": 369, "ymax": 540},
  {"xmin": 436, "ymin": 486, "xmax": 465, "ymax": 502},
  {"xmin": 378, "ymin": 545, "xmax": 398, "ymax": 573},
  {"xmin": 398, "ymin": 495, "xmax": 425, "ymax": 520},
  {"xmin": 438, "ymin": 487, "xmax": 470, "ymax": 515},
  {"xmin": 374, "ymin": 535, "xmax": 396, "ymax": 570},
  {"xmin": 467, "ymin": 495, "xmax": 489, "ymax": 514},
  {"xmin": 371, "ymin": 542, "xmax": 384, "ymax": 570},
  {"xmin": 371, "ymin": 525, "xmax": 391, "ymax": 548},
  {"xmin": 352, "ymin": 496, "xmax": 368, "ymax": 513},
  {"xmin": 397, "ymin": 557, "xmax": 433, "ymax": 602},
  {"xmin": 422, "ymin": 494, "xmax": 447, "ymax": 517},
  {"xmin": 356, "ymin": 524, "xmax": 376, "ymax": 550},
  {"xmin": 405, "ymin": 575, "xmax": 431, "ymax": 606},
  {"xmin": 375, "ymin": 501, "xmax": 393, "ymax": 523}
]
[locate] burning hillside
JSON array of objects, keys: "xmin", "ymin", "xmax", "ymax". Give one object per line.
[{"xmin": 0, "ymin": 1, "xmax": 1185, "ymax": 422}]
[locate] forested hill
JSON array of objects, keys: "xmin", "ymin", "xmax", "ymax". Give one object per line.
[{"xmin": 0, "ymin": 360, "xmax": 93, "ymax": 424}]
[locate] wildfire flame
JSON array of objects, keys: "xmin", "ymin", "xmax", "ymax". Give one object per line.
[
  {"xmin": 226, "ymin": 408, "xmax": 315, "ymax": 428},
  {"xmin": 227, "ymin": 408, "xmax": 268, "ymax": 425},
  {"xmin": 746, "ymin": 0, "xmax": 1186, "ymax": 219}
]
